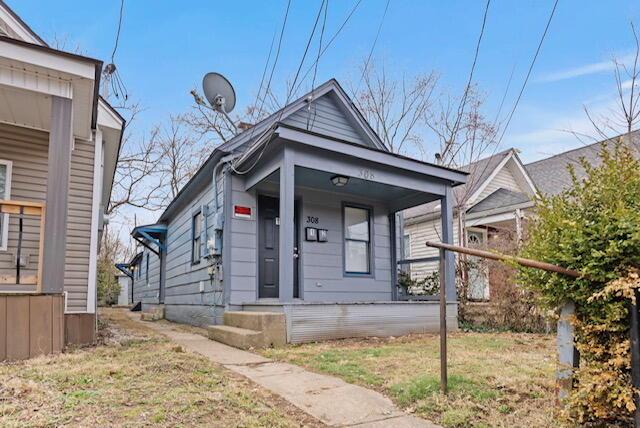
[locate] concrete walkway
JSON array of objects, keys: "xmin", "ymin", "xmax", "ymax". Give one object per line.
[{"xmin": 129, "ymin": 314, "xmax": 438, "ymax": 427}]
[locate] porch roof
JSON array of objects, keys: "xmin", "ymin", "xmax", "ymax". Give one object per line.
[
  {"xmin": 131, "ymin": 223, "xmax": 167, "ymax": 255},
  {"xmin": 239, "ymin": 123, "xmax": 467, "ymax": 212}
]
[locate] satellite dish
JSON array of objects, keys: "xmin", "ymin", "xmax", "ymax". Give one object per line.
[{"xmin": 202, "ymin": 72, "xmax": 236, "ymax": 114}]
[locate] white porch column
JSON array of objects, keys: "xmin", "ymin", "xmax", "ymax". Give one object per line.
[
  {"xmin": 279, "ymin": 147, "xmax": 295, "ymax": 302},
  {"xmin": 42, "ymin": 96, "xmax": 73, "ymax": 294},
  {"xmin": 440, "ymin": 186, "xmax": 457, "ymax": 301}
]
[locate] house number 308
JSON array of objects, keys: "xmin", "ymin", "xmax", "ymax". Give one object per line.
[
  {"xmin": 359, "ymin": 169, "xmax": 375, "ymax": 180},
  {"xmin": 306, "ymin": 216, "xmax": 319, "ymax": 224}
]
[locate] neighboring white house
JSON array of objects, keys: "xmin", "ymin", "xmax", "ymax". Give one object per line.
[
  {"xmin": 403, "ymin": 148, "xmax": 538, "ymax": 300},
  {"xmin": 403, "ymin": 131, "xmax": 640, "ymax": 302},
  {"xmin": 0, "ymin": 1, "xmax": 124, "ymax": 360},
  {"xmin": 116, "ymin": 273, "xmax": 131, "ymax": 306}
]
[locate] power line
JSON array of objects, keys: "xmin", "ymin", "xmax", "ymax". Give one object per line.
[
  {"xmin": 254, "ymin": 0, "xmax": 292, "ymax": 121},
  {"xmin": 496, "ymin": 0, "xmax": 560, "ymax": 145},
  {"xmin": 292, "ymin": 0, "xmax": 364, "ymax": 96},
  {"xmin": 250, "ymin": 30, "xmax": 278, "ymax": 122},
  {"xmin": 307, "ymin": 0, "xmax": 329, "ymax": 130},
  {"xmin": 111, "ymin": 0, "xmax": 125, "ymax": 63},
  {"xmin": 231, "ymin": 0, "xmax": 327, "ymax": 175},
  {"xmin": 440, "ymin": 0, "xmax": 491, "ymax": 162},
  {"xmin": 354, "ymin": 0, "xmax": 390, "ymax": 93},
  {"xmin": 465, "ymin": 0, "xmax": 560, "ymax": 197}
]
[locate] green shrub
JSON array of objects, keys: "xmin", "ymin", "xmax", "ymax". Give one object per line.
[{"xmin": 518, "ymin": 141, "xmax": 640, "ymax": 425}]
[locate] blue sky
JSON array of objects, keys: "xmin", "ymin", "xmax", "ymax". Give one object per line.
[{"xmin": 11, "ymin": 0, "xmax": 640, "ymax": 163}]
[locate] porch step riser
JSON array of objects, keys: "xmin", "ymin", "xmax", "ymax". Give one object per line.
[
  {"xmin": 207, "ymin": 326, "xmax": 263, "ymax": 350},
  {"xmin": 207, "ymin": 311, "xmax": 287, "ymax": 349}
]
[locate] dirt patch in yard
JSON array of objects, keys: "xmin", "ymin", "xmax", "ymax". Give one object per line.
[
  {"xmin": 262, "ymin": 332, "xmax": 557, "ymax": 428},
  {"xmin": 0, "ymin": 308, "xmax": 323, "ymax": 427}
]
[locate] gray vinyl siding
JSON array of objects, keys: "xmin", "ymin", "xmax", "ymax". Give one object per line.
[
  {"xmin": 132, "ymin": 249, "xmax": 161, "ymax": 303},
  {"xmin": 228, "ymin": 173, "xmax": 258, "ymax": 304},
  {"xmin": 160, "ymin": 168, "xmax": 225, "ymax": 326},
  {"xmin": 282, "ymin": 93, "xmax": 369, "ymax": 147},
  {"xmin": 0, "ymin": 123, "xmax": 95, "ymax": 312},
  {"xmin": 224, "ymin": 182, "xmax": 393, "ymax": 304},
  {"xmin": 299, "ymin": 189, "xmax": 392, "ymax": 302}
]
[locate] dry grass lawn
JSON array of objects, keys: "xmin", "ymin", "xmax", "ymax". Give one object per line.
[
  {"xmin": 0, "ymin": 309, "xmax": 323, "ymax": 427},
  {"xmin": 262, "ymin": 332, "xmax": 556, "ymax": 428}
]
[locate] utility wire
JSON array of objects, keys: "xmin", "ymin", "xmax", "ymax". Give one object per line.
[
  {"xmin": 231, "ymin": 0, "xmax": 327, "ymax": 175},
  {"xmin": 496, "ymin": 0, "xmax": 560, "ymax": 145},
  {"xmin": 307, "ymin": 0, "xmax": 329, "ymax": 130},
  {"xmin": 440, "ymin": 0, "xmax": 490, "ymax": 162},
  {"xmin": 292, "ymin": 0, "xmax": 364, "ymax": 96},
  {"xmin": 466, "ymin": 0, "xmax": 560, "ymax": 197},
  {"xmin": 111, "ymin": 0, "xmax": 125, "ymax": 63},
  {"xmin": 354, "ymin": 0, "xmax": 390, "ymax": 94}
]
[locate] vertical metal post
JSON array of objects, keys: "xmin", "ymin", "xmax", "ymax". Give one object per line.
[
  {"xmin": 630, "ymin": 291, "xmax": 640, "ymax": 427},
  {"xmin": 439, "ymin": 247, "xmax": 448, "ymax": 394},
  {"xmin": 16, "ymin": 206, "xmax": 23, "ymax": 284},
  {"xmin": 557, "ymin": 302, "xmax": 576, "ymax": 401},
  {"xmin": 279, "ymin": 147, "xmax": 295, "ymax": 302}
]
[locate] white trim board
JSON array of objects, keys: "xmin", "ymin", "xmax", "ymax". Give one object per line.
[
  {"xmin": 0, "ymin": 158, "xmax": 12, "ymax": 251},
  {"xmin": 86, "ymin": 128, "xmax": 103, "ymax": 314}
]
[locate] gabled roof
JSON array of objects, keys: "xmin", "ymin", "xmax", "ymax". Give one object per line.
[
  {"xmin": 403, "ymin": 148, "xmax": 536, "ymax": 220},
  {"xmin": 160, "ymin": 79, "xmax": 393, "ymax": 222},
  {"xmin": 0, "ymin": 0, "xmax": 47, "ymax": 46},
  {"xmin": 219, "ymin": 79, "xmax": 388, "ymax": 153},
  {"xmin": 468, "ymin": 188, "xmax": 530, "ymax": 213},
  {"xmin": 525, "ymin": 130, "xmax": 640, "ymax": 196}
]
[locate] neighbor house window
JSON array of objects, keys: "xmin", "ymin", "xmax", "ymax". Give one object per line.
[
  {"xmin": 192, "ymin": 211, "xmax": 202, "ymax": 264},
  {"xmin": 403, "ymin": 234, "xmax": 411, "ymax": 260},
  {"xmin": 344, "ymin": 205, "xmax": 371, "ymax": 274},
  {"xmin": 0, "ymin": 160, "xmax": 12, "ymax": 251}
]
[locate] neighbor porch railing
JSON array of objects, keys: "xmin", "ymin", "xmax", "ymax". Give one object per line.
[
  {"xmin": 0, "ymin": 200, "xmax": 45, "ymax": 293},
  {"xmin": 395, "ymin": 256, "xmax": 440, "ymax": 301}
]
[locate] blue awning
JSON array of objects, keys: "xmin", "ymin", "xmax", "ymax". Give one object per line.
[{"xmin": 131, "ymin": 223, "xmax": 167, "ymax": 254}]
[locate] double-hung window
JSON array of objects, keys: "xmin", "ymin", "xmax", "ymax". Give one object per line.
[
  {"xmin": 146, "ymin": 253, "xmax": 150, "ymax": 284},
  {"xmin": 192, "ymin": 211, "xmax": 202, "ymax": 264},
  {"xmin": 344, "ymin": 205, "xmax": 371, "ymax": 275},
  {"xmin": 0, "ymin": 160, "xmax": 12, "ymax": 251}
]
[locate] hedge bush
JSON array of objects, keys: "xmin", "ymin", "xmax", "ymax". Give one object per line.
[{"xmin": 518, "ymin": 141, "xmax": 640, "ymax": 425}]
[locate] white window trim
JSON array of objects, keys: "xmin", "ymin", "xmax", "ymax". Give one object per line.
[
  {"xmin": 0, "ymin": 159, "xmax": 12, "ymax": 252},
  {"xmin": 403, "ymin": 233, "xmax": 412, "ymax": 260}
]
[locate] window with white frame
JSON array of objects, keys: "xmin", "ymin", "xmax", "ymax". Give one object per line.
[
  {"xmin": 344, "ymin": 205, "xmax": 371, "ymax": 274},
  {"xmin": 0, "ymin": 160, "xmax": 12, "ymax": 251},
  {"xmin": 403, "ymin": 234, "xmax": 411, "ymax": 260}
]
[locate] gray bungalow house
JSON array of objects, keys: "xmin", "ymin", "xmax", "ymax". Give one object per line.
[{"xmin": 124, "ymin": 79, "xmax": 466, "ymax": 345}]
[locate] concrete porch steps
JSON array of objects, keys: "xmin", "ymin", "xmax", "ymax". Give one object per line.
[{"xmin": 206, "ymin": 311, "xmax": 286, "ymax": 350}]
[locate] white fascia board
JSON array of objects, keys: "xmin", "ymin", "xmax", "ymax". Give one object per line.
[
  {"xmin": 466, "ymin": 211, "xmax": 516, "ymax": 227},
  {"xmin": 0, "ymin": 63, "xmax": 73, "ymax": 98},
  {"xmin": 466, "ymin": 151, "xmax": 513, "ymax": 206},
  {"xmin": 97, "ymin": 98, "xmax": 124, "ymax": 130},
  {"xmin": 0, "ymin": 40, "xmax": 96, "ymax": 80},
  {"xmin": 0, "ymin": 6, "xmax": 43, "ymax": 45},
  {"xmin": 510, "ymin": 152, "xmax": 538, "ymax": 195}
]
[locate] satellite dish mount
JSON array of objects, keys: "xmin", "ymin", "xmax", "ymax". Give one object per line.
[{"xmin": 201, "ymin": 72, "xmax": 237, "ymax": 134}]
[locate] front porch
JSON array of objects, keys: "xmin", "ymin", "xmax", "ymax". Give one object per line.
[
  {"xmin": 240, "ymin": 300, "xmax": 458, "ymax": 344},
  {"xmin": 219, "ymin": 123, "xmax": 466, "ymax": 343}
]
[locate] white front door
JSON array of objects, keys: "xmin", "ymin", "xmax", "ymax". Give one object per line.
[{"xmin": 466, "ymin": 229, "xmax": 489, "ymax": 300}]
